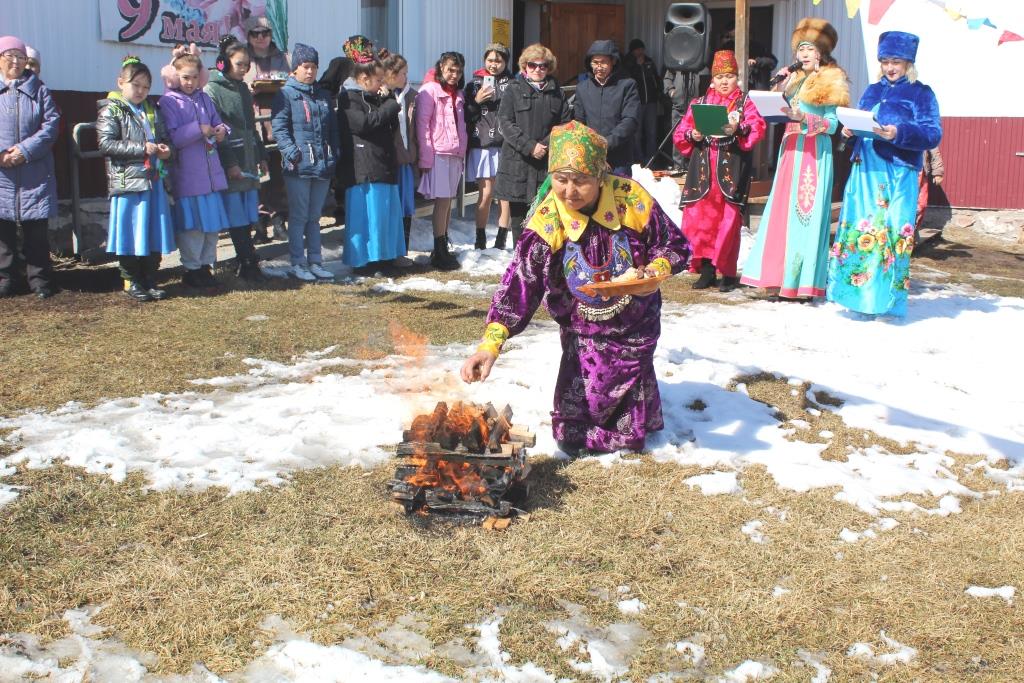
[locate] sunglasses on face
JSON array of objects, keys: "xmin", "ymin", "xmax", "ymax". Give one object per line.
[
  {"xmin": 249, "ymin": 30, "xmax": 272, "ymax": 38},
  {"xmin": 526, "ymin": 62, "xmax": 549, "ymax": 70}
]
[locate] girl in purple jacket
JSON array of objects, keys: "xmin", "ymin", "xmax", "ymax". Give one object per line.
[{"xmin": 158, "ymin": 52, "xmax": 230, "ymax": 288}]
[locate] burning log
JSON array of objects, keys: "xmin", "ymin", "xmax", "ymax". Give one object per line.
[{"xmin": 388, "ymin": 401, "xmax": 534, "ymax": 522}]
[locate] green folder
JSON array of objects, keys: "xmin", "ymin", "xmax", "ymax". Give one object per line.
[{"xmin": 691, "ymin": 104, "xmax": 730, "ymax": 136}]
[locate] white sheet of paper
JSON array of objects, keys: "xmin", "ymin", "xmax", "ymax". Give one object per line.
[
  {"xmin": 747, "ymin": 90, "xmax": 789, "ymax": 118},
  {"xmin": 836, "ymin": 106, "xmax": 880, "ymax": 135}
]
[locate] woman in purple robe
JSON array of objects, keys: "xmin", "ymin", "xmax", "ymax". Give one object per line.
[{"xmin": 461, "ymin": 121, "xmax": 689, "ymax": 456}]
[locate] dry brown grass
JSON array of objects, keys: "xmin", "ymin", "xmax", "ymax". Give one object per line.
[
  {"xmin": 2, "ymin": 255, "xmax": 1022, "ymax": 680},
  {"xmin": 2, "ymin": 454, "xmax": 1021, "ymax": 680}
]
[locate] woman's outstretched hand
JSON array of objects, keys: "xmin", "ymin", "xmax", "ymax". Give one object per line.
[{"xmin": 461, "ymin": 350, "xmax": 497, "ymax": 383}]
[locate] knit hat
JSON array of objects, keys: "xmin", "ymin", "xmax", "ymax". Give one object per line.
[
  {"xmin": 791, "ymin": 18, "xmax": 839, "ymax": 57},
  {"xmin": 711, "ymin": 50, "xmax": 738, "ymax": 76},
  {"xmin": 877, "ymin": 31, "xmax": 919, "ymax": 62},
  {"xmin": 628, "ymin": 38, "xmax": 645, "ymax": 53},
  {"xmin": 25, "ymin": 45, "xmax": 39, "ymax": 63},
  {"xmin": 243, "ymin": 16, "xmax": 273, "ymax": 34},
  {"xmin": 0, "ymin": 36, "xmax": 27, "ymax": 56},
  {"xmin": 548, "ymin": 121, "xmax": 608, "ymax": 176},
  {"xmin": 292, "ymin": 42, "xmax": 318, "ymax": 67},
  {"xmin": 343, "ymin": 35, "xmax": 375, "ymax": 64}
]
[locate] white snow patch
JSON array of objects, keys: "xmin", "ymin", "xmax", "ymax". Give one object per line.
[
  {"xmin": 685, "ymin": 471, "xmax": 740, "ymax": 495},
  {"xmin": 772, "ymin": 586, "xmax": 791, "ymax": 598},
  {"xmin": 371, "ymin": 276, "xmax": 497, "ymax": 297},
  {"xmin": 545, "ymin": 602, "xmax": 648, "ymax": 683},
  {"xmin": 719, "ymin": 659, "xmax": 778, "ymax": 681},
  {"xmin": 847, "ymin": 630, "xmax": 918, "ymax": 666},
  {"xmin": 741, "ymin": 520, "xmax": 767, "ymax": 543},
  {"xmin": 797, "ymin": 649, "xmax": 832, "ymax": 682},
  {"xmin": 965, "ymin": 585, "xmax": 1016, "ymax": 605},
  {"xmin": 672, "ymin": 640, "xmax": 706, "ymax": 667},
  {"xmin": 617, "ymin": 598, "xmax": 647, "ymax": 615}
]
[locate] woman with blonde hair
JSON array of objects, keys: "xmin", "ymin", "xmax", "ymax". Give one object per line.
[
  {"xmin": 826, "ymin": 31, "xmax": 941, "ymax": 317},
  {"xmin": 492, "ymin": 43, "xmax": 570, "ymax": 248},
  {"xmin": 740, "ymin": 18, "xmax": 850, "ymax": 300}
]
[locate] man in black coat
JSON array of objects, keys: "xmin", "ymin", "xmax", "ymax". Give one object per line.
[
  {"xmin": 572, "ymin": 40, "xmax": 640, "ymax": 176},
  {"xmin": 622, "ymin": 38, "xmax": 662, "ymax": 165}
]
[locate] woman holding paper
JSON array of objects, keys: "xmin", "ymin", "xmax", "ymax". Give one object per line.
[
  {"xmin": 740, "ymin": 18, "xmax": 849, "ymax": 300},
  {"xmin": 826, "ymin": 31, "xmax": 942, "ymax": 317},
  {"xmin": 674, "ymin": 50, "xmax": 766, "ymax": 291}
]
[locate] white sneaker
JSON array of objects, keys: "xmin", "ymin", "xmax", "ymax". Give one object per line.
[
  {"xmin": 308, "ymin": 263, "xmax": 334, "ymax": 280},
  {"xmin": 290, "ymin": 264, "xmax": 316, "ymax": 281}
]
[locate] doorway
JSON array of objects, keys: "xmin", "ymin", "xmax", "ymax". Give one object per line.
[{"xmin": 541, "ymin": 3, "xmax": 626, "ymax": 85}]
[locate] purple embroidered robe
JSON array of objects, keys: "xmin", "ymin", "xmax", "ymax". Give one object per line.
[{"xmin": 487, "ymin": 198, "xmax": 689, "ymax": 452}]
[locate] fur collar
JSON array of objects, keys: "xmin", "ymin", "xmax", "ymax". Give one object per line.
[{"xmin": 788, "ymin": 64, "xmax": 850, "ymax": 108}]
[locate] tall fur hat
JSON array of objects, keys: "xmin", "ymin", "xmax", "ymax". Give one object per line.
[
  {"xmin": 791, "ymin": 18, "xmax": 839, "ymax": 57},
  {"xmin": 877, "ymin": 31, "xmax": 919, "ymax": 62}
]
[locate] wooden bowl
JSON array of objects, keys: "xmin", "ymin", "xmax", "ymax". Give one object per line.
[{"xmin": 577, "ymin": 274, "xmax": 671, "ymax": 298}]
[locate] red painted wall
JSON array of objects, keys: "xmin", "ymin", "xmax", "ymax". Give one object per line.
[{"xmin": 934, "ymin": 117, "xmax": 1024, "ymax": 211}]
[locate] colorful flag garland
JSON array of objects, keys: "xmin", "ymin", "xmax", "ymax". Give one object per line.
[{"xmin": 808, "ymin": 0, "xmax": 1024, "ymax": 46}]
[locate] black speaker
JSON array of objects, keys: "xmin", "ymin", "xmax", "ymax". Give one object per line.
[{"xmin": 663, "ymin": 3, "xmax": 711, "ymax": 71}]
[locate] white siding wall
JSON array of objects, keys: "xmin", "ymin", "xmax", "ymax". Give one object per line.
[
  {"xmin": 413, "ymin": 0, "xmax": 514, "ymax": 83},
  {"xmin": 2, "ymin": 0, "xmax": 359, "ymax": 94},
  {"xmin": 771, "ymin": 0, "xmax": 871, "ymax": 100}
]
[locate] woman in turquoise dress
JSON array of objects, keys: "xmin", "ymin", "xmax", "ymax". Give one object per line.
[
  {"xmin": 740, "ymin": 18, "xmax": 850, "ymax": 299},
  {"xmin": 826, "ymin": 31, "xmax": 942, "ymax": 317}
]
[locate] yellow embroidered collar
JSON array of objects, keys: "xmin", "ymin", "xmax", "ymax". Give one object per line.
[{"xmin": 526, "ymin": 175, "xmax": 655, "ymax": 251}]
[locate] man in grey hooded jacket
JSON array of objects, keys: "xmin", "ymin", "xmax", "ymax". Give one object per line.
[{"xmin": 571, "ymin": 40, "xmax": 639, "ymax": 176}]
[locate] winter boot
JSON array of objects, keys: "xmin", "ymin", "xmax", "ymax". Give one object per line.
[
  {"xmin": 253, "ymin": 216, "xmax": 272, "ymax": 244},
  {"xmin": 238, "ymin": 258, "xmax": 267, "ymax": 283},
  {"xmin": 403, "ymin": 216, "xmax": 412, "ymax": 251},
  {"xmin": 430, "ymin": 234, "xmax": 461, "ymax": 271},
  {"xmin": 493, "ymin": 227, "xmax": 509, "ymax": 250},
  {"xmin": 182, "ymin": 268, "xmax": 204, "ymax": 288},
  {"xmin": 199, "ymin": 265, "xmax": 220, "ymax": 289},
  {"xmin": 511, "ymin": 227, "xmax": 523, "ymax": 249},
  {"xmin": 718, "ymin": 275, "xmax": 740, "ymax": 293},
  {"xmin": 475, "ymin": 228, "xmax": 487, "ymax": 250},
  {"xmin": 692, "ymin": 259, "xmax": 717, "ymax": 290},
  {"xmin": 124, "ymin": 280, "xmax": 153, "ymax": 302}
]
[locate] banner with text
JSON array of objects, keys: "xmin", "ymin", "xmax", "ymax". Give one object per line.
[{"xmin": 99, "ymin": 0, "xmax": 286, "ymax": 48}]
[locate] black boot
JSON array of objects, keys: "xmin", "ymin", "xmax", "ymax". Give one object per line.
[
  {"xmin": 253, "ymin": 216, "xmax": 272, "ymax": 244},
  {"xmin": 142, "ymin": 255, "xmax": 167, "ymax": 299},
  {"xmin": 199, "ymin": 265, "xmax": 220, "ymax": 289},
  {"xmin": 511, "ymin": 227, "xmax": 523, "ymax": 249},
  {"xmin": 692, "ymin": 259, "xmax": 717, "ymax": 290},
  {"xmin": 493, "ymin": 227, "xmax": 509, "ymax": 250},
  {"xmin": 718, "ymin": 275, "xmax": 740, "ymax": 292},
  {"xmin": 403, "ymin": 216, "xmax": 412, "ymax": 251},
  {"xmin": 475, "ymin": 228, "xmax": 487, "ymax": 250},
  {"xmin": 182, "ymin": 268, "xmax": 204, "ymax": 288},
  {"xmin": 125, "ymin": 280, "xmax": 153, "ymax": 302},
  {"xmin": 430, "ymin": 235, "xmax": 460, "ymax": 271},
  {"xmin": 238, "ymin": 259, "xmax": 266, "ymax": 283}
]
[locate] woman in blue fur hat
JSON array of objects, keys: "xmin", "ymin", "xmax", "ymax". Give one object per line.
[{"xmin": 826, "ymin": 31, "xmax": 942, "ymax": 317}]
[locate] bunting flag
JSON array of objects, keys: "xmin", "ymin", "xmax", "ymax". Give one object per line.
[
  {"xmin": 813, "ymin": 0, "xmax": 823, "ymax": 5},
  {"xmin": 868, "ymin": 0, "xmax": 896, "ymax": 24},
  {"xmin": 945, "ymin": 6, "xmax": 963, "ymax": 21},
  {"xmin": 966, "ymin": 17, "xmax": 995, "ymax": 30},
  {"xmin": 999, "ymin": 30, "xmax": 1023, "ymax": 45},
  {"xmin": 845, "ymin": 0, "xmax": 861, "ymax": 19}
]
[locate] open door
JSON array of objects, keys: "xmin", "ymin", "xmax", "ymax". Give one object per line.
[{"xmin": 541, "ymin": 3, "xmax": 626, "ymax": 84}]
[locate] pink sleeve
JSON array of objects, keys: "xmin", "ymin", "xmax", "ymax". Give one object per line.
[
  {"xmin": 415, "ymin": 89, "xmax": 436, "ymax": 169},
  {"xmin": 456, "ymin": 91, "xmax": 468, "ymax": 159},
  {"xmin": 673, "ymin": 100, "xmax": 697, "ymax": 156},
  {"xmin": 738, "ymin": 97, "xmax": 766, "ymax": 152}
]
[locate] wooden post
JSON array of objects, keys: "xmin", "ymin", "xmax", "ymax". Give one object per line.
[{"xmin": 735, "ymin": 0, "xmax": 750, "ymax": 92}]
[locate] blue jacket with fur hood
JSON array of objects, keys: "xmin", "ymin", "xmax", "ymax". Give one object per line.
[{"xmin": 856, "ymin": 75, "xmax": 941, "ymax": 171}]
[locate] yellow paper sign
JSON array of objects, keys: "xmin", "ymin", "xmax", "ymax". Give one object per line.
[{"xmin": 492, "ymin": 17, "xmax": 511, "ymax": 47}]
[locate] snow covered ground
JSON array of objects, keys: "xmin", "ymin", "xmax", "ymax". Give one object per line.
[{"xmin": 2, "ymin": 168, "xmax": 1022, "ymax": 680}]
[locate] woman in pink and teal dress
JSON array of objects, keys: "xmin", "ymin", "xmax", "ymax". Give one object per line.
[
  {"xmin": 740, "ymin": 18, "xmax": 850, "ymax": 300},
  {"xmin": 826, "ymin": 31, "xmax": 942, "ymax": 317},
  {"xmin": 461, "ymin": 121, "xmax": 690, "ymax": 457}
]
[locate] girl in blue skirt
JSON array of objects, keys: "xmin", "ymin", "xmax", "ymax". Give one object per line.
[
  {"xmin": 96, "ymin": 56, "xmax": 175, "ymax": 301},
  {"xmin": 206, "ymin": 35, "xmax": 267, "ymax": 282},
  {"xmin": 336, "ymin": 36, "xmax": 405, "ymax": 274}
]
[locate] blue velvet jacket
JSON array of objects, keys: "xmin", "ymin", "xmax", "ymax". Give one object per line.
[{"xmin": 856, "ymin": 76, "xmax": 942, "ymax": 171}]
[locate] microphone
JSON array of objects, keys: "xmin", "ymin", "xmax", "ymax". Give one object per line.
[{"xmin": 769, "ymin": 61, "xmax": 802, "ymax": 87}]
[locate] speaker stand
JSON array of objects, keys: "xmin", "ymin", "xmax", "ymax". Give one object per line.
[{"xmin": 643, "ymin": 116, "xmax": 684, "ymax": 172}]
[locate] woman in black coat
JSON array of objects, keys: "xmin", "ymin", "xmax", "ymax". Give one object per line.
[{"xmin": 493, "ymin": 43, "xmax": 570, "ymax": 248}]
